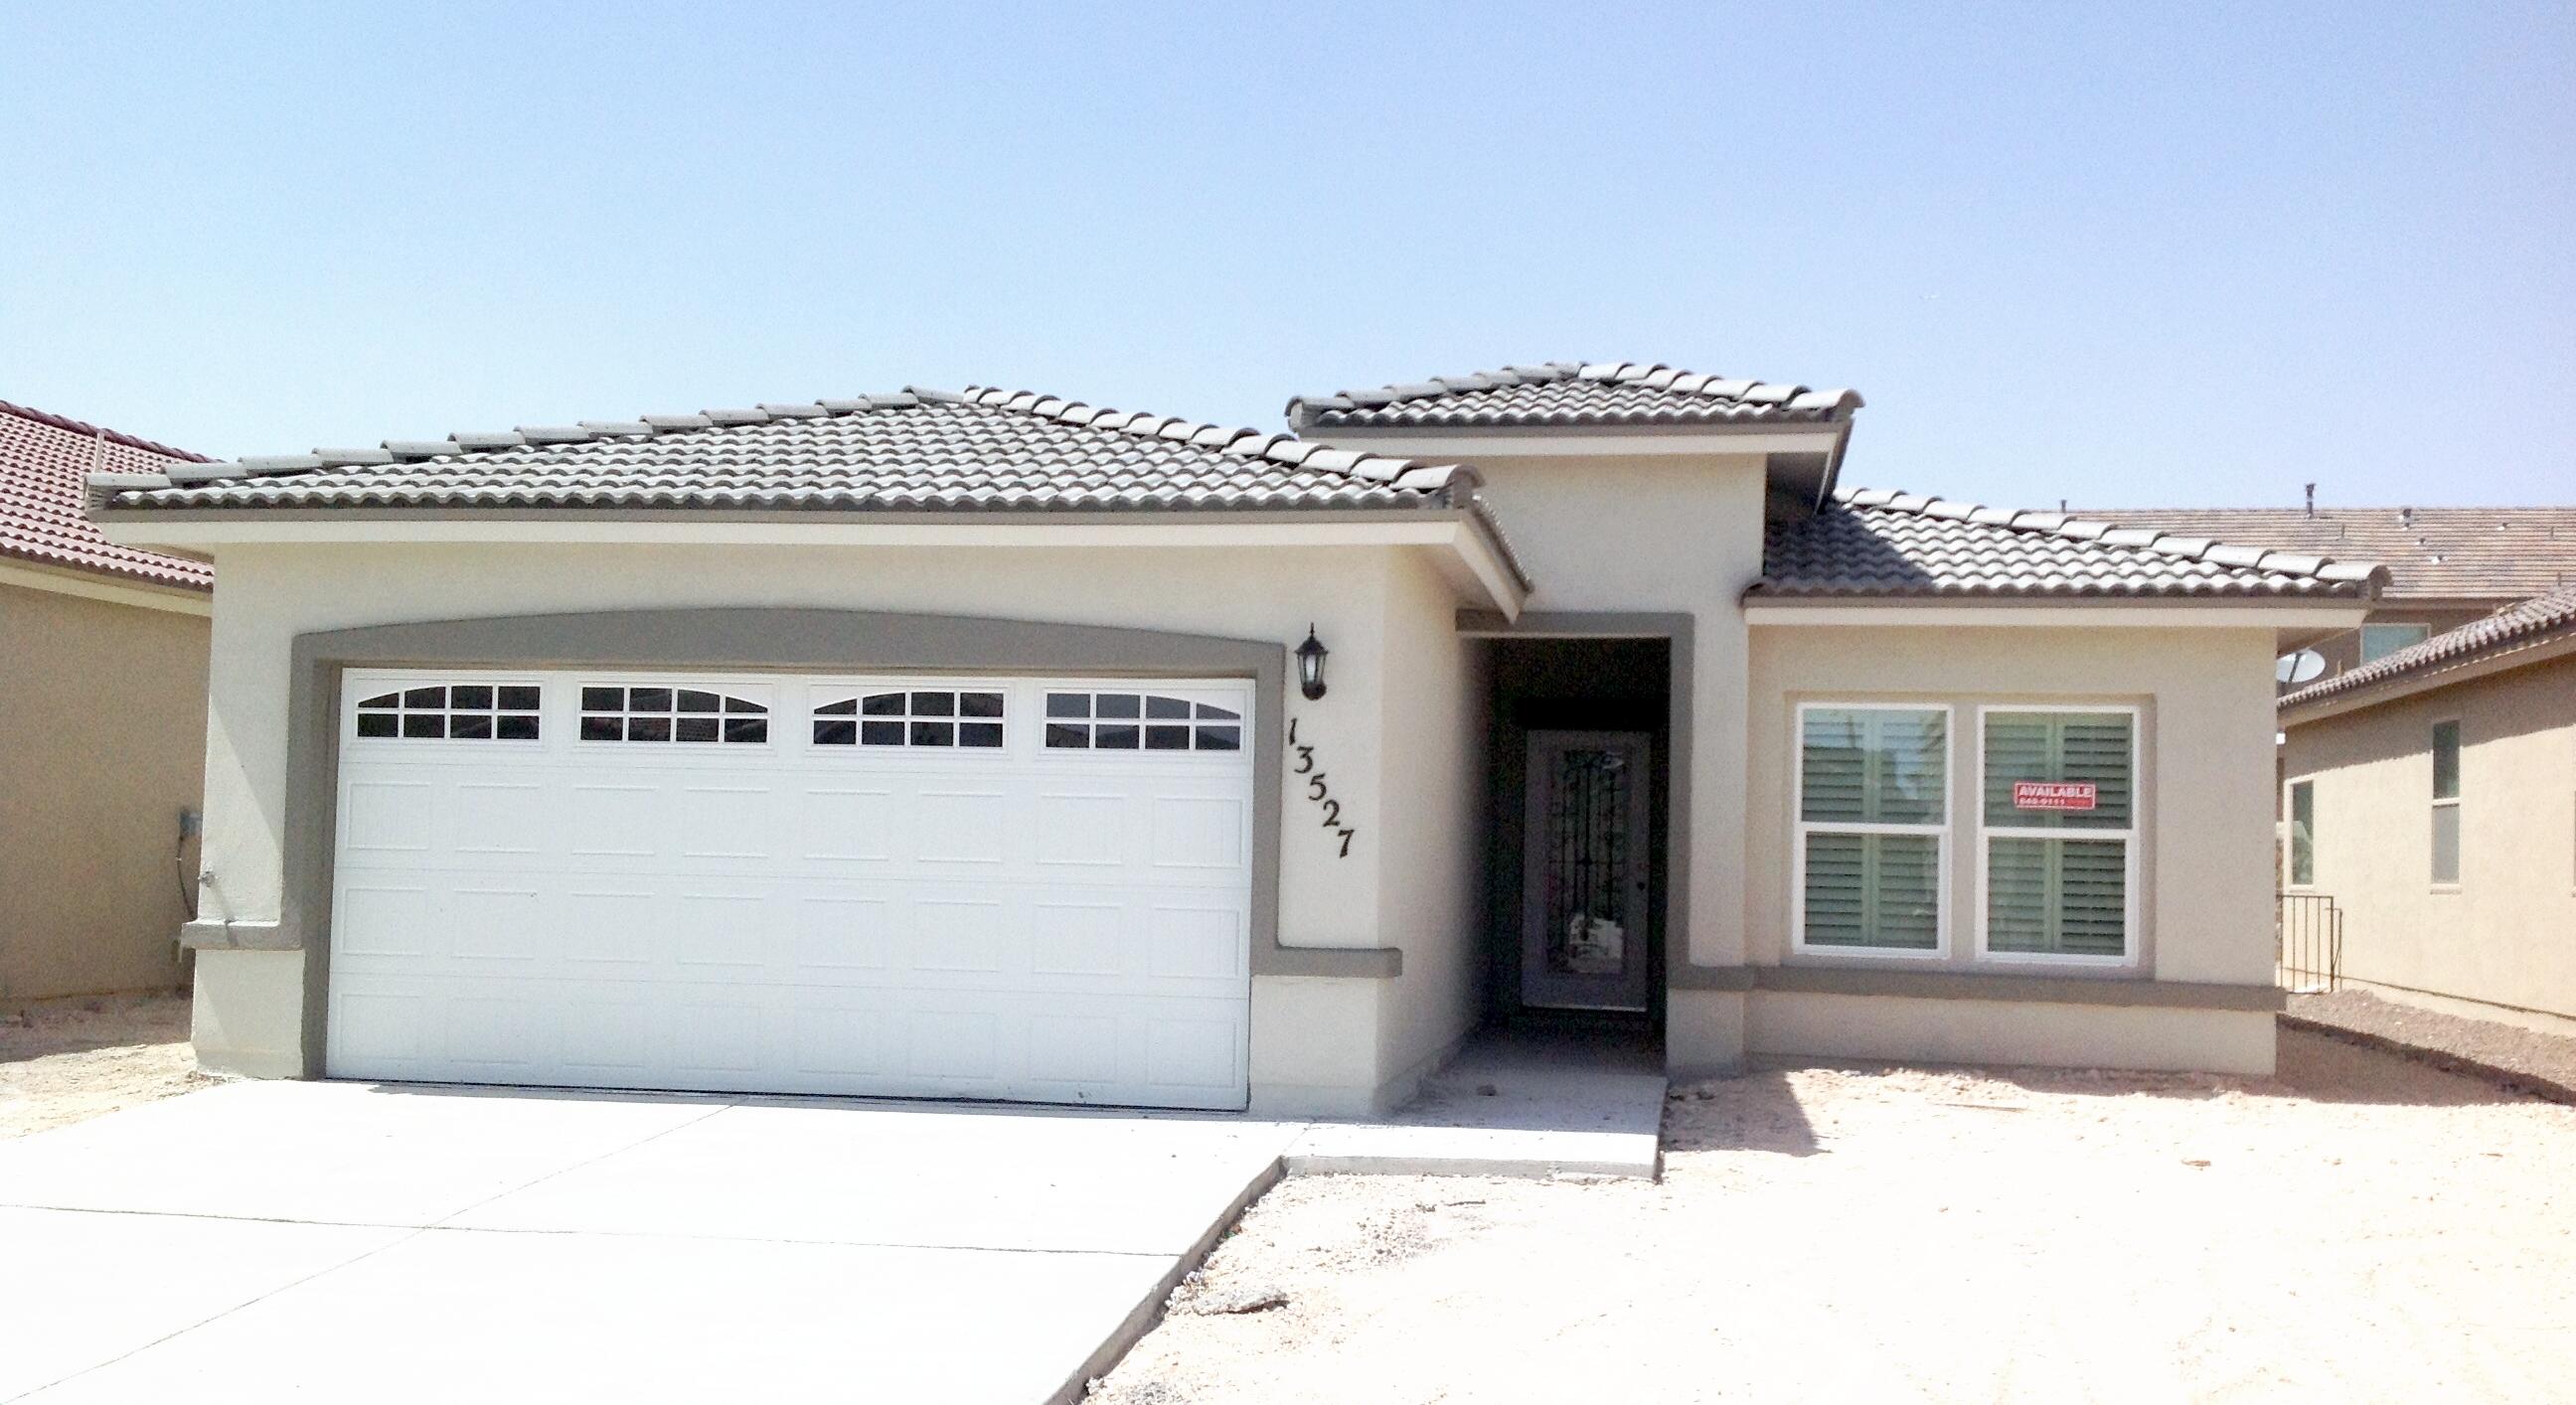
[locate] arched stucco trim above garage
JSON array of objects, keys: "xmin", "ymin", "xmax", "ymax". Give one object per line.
[{"xmin": 182, "ymin": 606, "xmax": 1398, "ymax": 1079}]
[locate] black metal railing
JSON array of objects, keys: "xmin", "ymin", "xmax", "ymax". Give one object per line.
[{"xmin": 2277, "ymin": 892, "xmax": 2343, "ymax": 994}]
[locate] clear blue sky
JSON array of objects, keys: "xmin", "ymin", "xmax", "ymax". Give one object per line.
[{"xmin": 4, "ymin": 1, "xmax": 2569, "ymax": 508}]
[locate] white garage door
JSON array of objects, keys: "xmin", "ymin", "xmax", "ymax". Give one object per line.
[{"xmin": 324, "ymin": 668, "xmax": 1254, "ymax": 1110}]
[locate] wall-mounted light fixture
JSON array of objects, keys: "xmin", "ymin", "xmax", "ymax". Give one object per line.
[{"xmin": 1295, "ymin": 625, "xmax": 1329, "ymax": 701}]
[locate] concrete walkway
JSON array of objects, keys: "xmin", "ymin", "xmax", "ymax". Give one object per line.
[{"xmin": 0, "ymin": 1081, "xmax": 1296, "ymax": 1404}]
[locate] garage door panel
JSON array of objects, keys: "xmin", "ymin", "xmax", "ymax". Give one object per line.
[
  {"xmin": 329, "ymin": 668, "xmax": 1253, "ymax": 1109},
  {"xmin": 794, "ymin": 787, "xmax": 897, "ymax": 863},
  {"xmin": 789, "ymin": 891, "xmax": 894, "ymax": 970}
]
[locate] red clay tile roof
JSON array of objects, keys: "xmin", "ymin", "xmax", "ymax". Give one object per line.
[{"xmin": 0, "ymin": 400, "xmax": 213, "ymax": 591}]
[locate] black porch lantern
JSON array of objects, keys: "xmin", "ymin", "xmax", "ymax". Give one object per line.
[{"xmin": 1295, "ymin": 625, "xmax": 1329, "ymax": 701}]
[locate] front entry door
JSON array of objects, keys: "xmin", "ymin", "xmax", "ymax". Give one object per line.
[{"xmin": 1521, "ymin": 730, "xmax": 1654, "ymax": 1012}]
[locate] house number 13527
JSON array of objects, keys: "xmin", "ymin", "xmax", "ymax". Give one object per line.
[{"xmin": 1287, "ymin": 717, "xmax": 1358, "ymax": 859}]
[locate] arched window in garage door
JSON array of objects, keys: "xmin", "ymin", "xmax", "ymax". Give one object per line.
[
  {"xmin": 354, "ymin": 684, "xmax": 543, "ymax": 740},
  {"xmin": 811, "ymin": 690, "xmax": 1006, "ymax": 748},
  {"xmin": 1043, "ymin": 692, "xmax": 1240, "ymax": 751},
  {"xmin": 577, "ymin": 686, "xmax": 769, "ymax": 743}
]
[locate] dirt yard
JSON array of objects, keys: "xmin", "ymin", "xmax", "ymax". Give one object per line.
[
  {"xmin": 1091, "ymin": 1027, "xmax": 2576, "ymax": 1403},
  {"xmin": 0, "ymin": 992, "xmax": 215, "ymax": 1139}
]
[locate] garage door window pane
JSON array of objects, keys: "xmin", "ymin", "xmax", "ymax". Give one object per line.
[
  {"xmin": 816, "ymin": 692, "xmax": 1004, "ymax": 748},
  {"xmin": 358, "ymin": 682, "xmax": 543, "ymax": 743},
  {"xmin": 1045, "ymin": 693, "xmax": 1244, "ymax": 752},
  {"xmin": 583, "ymin": 686, "xmax": 768, "ymax": 743}
]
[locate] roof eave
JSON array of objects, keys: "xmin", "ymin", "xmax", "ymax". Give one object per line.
[
  {"xmin": 2281, "ymin": 627, "xmax": 2576, "ymax": 723},
  {"xmin": 88, "ymin": 503, "xmax": 1532, "ymax": 612}
]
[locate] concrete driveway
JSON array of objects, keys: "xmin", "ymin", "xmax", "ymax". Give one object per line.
[{"xmin": 0, "ymin": 1080, "xmax": 1300, "ymax": 1404}]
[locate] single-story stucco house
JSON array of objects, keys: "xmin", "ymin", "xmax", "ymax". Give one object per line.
[
  {"xmin": 2278, "ymin": 584, "xmax": 2576, "ymax": 1032},
  {"xmin": 89, "ymin": 362, "xmax": 2385, "ymax": 1114},
  {"xmin": 2, "ymin": 400, "xmax": 213, "ymax": 1003}
]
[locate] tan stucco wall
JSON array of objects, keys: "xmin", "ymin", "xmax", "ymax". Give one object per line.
[
  {"xmin": 1736, "ymin": 622, "xmax": 2284, "ymax": 1072},
  {"xmin": 0, "ymin": 580, "xmax": 207, "ymax": 1000},
  {"xmin": 2284, "ymin": 654, "xmax": 2576, "ymax": 1023},
  {"xmin": 1370, "ymin": 548, "xmax": 1490, "ymax": 1099},
  {"xmin": 183, "ymin": 540, "xmax": 1470, "ymax": 1110}
]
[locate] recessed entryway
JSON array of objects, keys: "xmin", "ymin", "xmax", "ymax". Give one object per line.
[{"xmin": 1479, "ymin": 634, "xmax": 1674, "ymax": 1033}]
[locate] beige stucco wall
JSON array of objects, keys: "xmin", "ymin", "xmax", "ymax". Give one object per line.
[
  {"xmin": 182, "ymin": 540, "xmax": 1474, "ymax": 1111},
  {"xmin": 1370, "ymin": 548, "xmax": 1491, "ymax": 1099},
  {"xmin": 1736, "ymin": 622, "xmax": 2284, "ymax": 1072},
  {"xmin": 2284, "ymin": 653, "xmax": 2576, "ymax": 1024},
  {"xmin": 0, "ymin": 580, "xmax": 208, "ymax": 1000}
]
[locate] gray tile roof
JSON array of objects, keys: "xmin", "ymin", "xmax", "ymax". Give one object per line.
[
  {"xmin": 96, "ymin": 387, "xmax": 1488, "ymax": 518},
  {"xmin": 1286, "ymin": 362, "xmax": 1862, "ymax": 432},
  {"xmin": 1753, "ymin": 489, "xmax": 2388, "ymax": 600},
  {"xmin": 2075, "ymin": 506, "xmax": 2576, "ymax": 602},
  {"xmin": 2282, "ymin": 584, "xmax": 2576, "ymax": 707}
]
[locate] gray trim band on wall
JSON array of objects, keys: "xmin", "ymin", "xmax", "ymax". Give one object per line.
[
  {"xmin": 1671, "ymin": 963, "xmax": 2283, "ymax": 1012},
  {"xmin": 281, "ymin": 607, "xmax": 1400, "ymax": 1077}
]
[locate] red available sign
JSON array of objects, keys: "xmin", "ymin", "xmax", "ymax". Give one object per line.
[{"xmin": 2012, "ymin": 781, "xmax": 2098, "ymax": 812}]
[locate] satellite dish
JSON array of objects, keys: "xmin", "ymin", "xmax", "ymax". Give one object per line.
[{"xmin": 2276, "ymin": 649, "xmax": 2327, "ymax": 686}]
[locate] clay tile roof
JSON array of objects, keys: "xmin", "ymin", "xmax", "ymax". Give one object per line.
[
  {"xmin": 2281, "ymin": 584, "xmax": 2576, "ymax": 707},
  {"xmin": 1285, "ymin": 361, "xmax": 1862, "ymax": 432},
  {"xmin": 1753, "ymin": 488, "xmax": 2387, "ymax": 601},
  {"xmin": 0, "ymin": 400, "xmax": 213, "ymax": 590},
  {"xmin": 2079, "ymin": 507, "xmax": 2576, "ymax": 602},
  {"xmin": 92, "ymin": 386, "xmax": 1529, "ymax": 588}
]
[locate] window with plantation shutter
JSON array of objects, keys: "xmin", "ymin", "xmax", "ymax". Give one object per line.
[
  {"xmin": 1795, "ymin": 705, "xmax": 1949, "ymax": 954},
  {"xmin": 1980, "ymin": 708, "xmax": 2139, "ymax": 963}
]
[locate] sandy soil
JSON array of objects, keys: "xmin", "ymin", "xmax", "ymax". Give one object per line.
[
  {"xmin": 1091, "ymin": 1028, "xmax": 2576, "ymax": 1404},
  {"xmin": 0, "ymin": 992, "xmax": 218, "ymax": 1139}
]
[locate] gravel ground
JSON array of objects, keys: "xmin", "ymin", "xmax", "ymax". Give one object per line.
[
  {"xmin": 1089, "ymin": 1028, "xmax": 2576, "ymax": 1404},
  {"xmin": 2289, "ymin": 989, "xmax": 2576, "ymax": 1103},
  {"xmin": 0, "ymin": 992, "xmax": 216, "ymax": 1139}
]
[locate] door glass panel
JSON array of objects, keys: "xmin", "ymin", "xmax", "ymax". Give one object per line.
[{"xmin": 1541, "ymin": 746, "xmax": 1634, "ymax": 977}]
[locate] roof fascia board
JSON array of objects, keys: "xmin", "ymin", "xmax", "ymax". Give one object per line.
[
  {"xmin": 1296, "ymin": 424, "xmax": 1842, "ymax": 459},
  {"xmin": 1742, "ymin": 601, "xmax": 2371, "ymax": 630},
  {"xmin": 92, "ymin": 509, "xmax": 1527, "ymax": 611},
  {"xmin": 0, "ymin": 557, "xmax": 213, "ymax": 615},
  {"xmin": 2280, "ymin": 630, "xmax": 2576, "ymax": 724}
]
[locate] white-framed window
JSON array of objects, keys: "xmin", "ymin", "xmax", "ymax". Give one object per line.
[
  {"xmin": 2288, "ymin": 779, "xmax": 2316, "ymax": 887},
  {"xmin": 2359, "ymin": 622, "xmax": 2431, "ymax": 664},
  {"xmin": 577, "ymin": 685, "xmax": 769, "ymax": 744},
  {"xmin": 1043, "ymin": 691, "xmax": 1242, "ymax": 752},
  {"xmin": 812, "ymin": 689, "xmax": 1006, "ymax": 749},
  {"xmin": 1976, "ymin": 706, "xmax": 2140, "ymax": 966},
  {"xmin": 1791, "ymin": 703, "xmax": 1951, "ymax": 956},
  {"xmin": 2431, "ymin": 718, "xmax": 2462, "ymax": 886},
  {"xmin": 354, "ymin": 683, "xmax": 543, "ymax": 741}
]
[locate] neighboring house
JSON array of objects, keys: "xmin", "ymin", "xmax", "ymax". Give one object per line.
[
  {"xmin": 90, "ymin": 362, "xmax": 2380, "ymax": 1114},
  {"xmin": 2095, "ymin": 505, "xmax": 2576, "ymax": 685},
  {"xmin": 2278, "ymin": 586, "xmax": 2576, "ymax": 1032},
  {"xmin": 1, "ymin": 400, "xmax": 214, "ymax": 1002}
]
